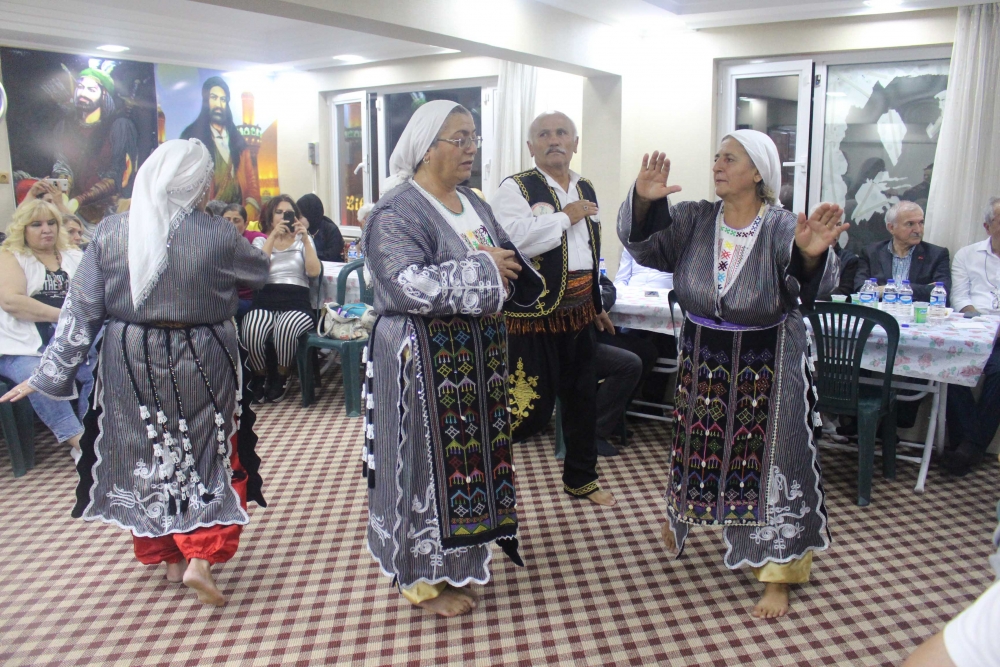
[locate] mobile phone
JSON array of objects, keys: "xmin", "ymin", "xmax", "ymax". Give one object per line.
[
  {"xmin": 282, "ymin": 210, "xmax": 295, "ymax": 230},
  {"xmin": 644, "ymin": 290, "xmax": 660, "ymax": 298},
  {"xmin": 45, "ymin": 177, "xmax": 69, "ymax": 193}
]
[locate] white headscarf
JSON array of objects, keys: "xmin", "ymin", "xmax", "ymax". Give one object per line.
[
  {"xmin": 128, "ymin": 138, "xmax": 213, "ymax": 307},
  {"xmin": 381, "ymin": 99, "xmax": 461, "ymax": 195},
  {"xmin": 724, "ymin": 129, "xmax": 782, "ymax": 204}
]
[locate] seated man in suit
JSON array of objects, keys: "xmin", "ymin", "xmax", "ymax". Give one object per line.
[
  {"xmin": 854, "ymin": 201, "xmax": 951, "ymax": 301},
  {"xmin": 854, "ymin": 201, "xmax": 951, "ymax": 428}
]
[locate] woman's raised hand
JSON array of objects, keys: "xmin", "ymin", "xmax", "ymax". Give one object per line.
[
  {"xmin": 794, "ymin": 203, "xmax": 850, "ymax": 259},
  {"xmin": 635, "ymin": 152, "xmax": 682, "ymax": 202}
]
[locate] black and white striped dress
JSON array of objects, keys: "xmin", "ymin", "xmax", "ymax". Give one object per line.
[
  {"xmin": 29, "ymin": 211, "xmax": 270, "ymax": 536},
  {"xmin": 361, "ymin": 183, "xmax": 518, "ymax": 590},
  {"xmin": 618, "ymin": 187, "xmax": 838, "ymax": 569}
]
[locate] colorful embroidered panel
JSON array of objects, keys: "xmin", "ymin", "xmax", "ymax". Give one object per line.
[
  {"xmin": 414, "ymin": 313, "xmax": 518, "ymax": 549},
  {"xmin": 668, "ymin": 319, "xmax": 783, "ymax": 526}
]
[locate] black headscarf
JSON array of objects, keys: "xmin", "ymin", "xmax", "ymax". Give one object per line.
[
  {"xmin": 296, "ymin": 193, "xmax": 345, "ymax": 262},
  {"xmin": 297, "ymin": 193, "xmax": 326, "ymax": 232}
]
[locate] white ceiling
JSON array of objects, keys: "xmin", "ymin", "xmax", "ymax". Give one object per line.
[
  {"xmin": 535, "ymin": 0, "xmax": 981, "ymax": 29},
  {"xmin": 0, "ymin": 0, "xmax": 455, "ymax": 72}
]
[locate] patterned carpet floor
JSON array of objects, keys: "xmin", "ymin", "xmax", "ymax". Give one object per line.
[{"xmin": 1, "ymin": 370, "xmax": 998, "ymax": 667}]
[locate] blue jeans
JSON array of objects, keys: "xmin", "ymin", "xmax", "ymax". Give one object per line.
[{"xmin": 0, "ymin": 354, "xmax": 86, "ymax": 443}]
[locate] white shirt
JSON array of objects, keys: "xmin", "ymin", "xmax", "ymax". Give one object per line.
[
  {"xmin": 613, "ymin": 248, "xmax": 672, "ymax": 291},
  {"xmin": 413, "ymin": 183, "xmax": 495, "ymax": 250},
  {"xmin": 489, "ymin": 168, "xmax": 594, "ymax": 271},
  {"xmin": 950, "ymin": 238, "xmax": 1000, "ymax": 312},
  {"xmin": 944, "ymin": 579, "xmax": 1000, "ymax": 667},
  {"xmin": 211, "ymin": 126, "xmax": 231, "ymax": 164}
]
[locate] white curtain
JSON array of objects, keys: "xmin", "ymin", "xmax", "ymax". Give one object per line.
[
  {"xmin": 925, "ymin": 3, "xmax": 1000, "ymax": 254},
  {"xmin": 484, "ymin": 61, "xmax": 537, "ymax": 198}
]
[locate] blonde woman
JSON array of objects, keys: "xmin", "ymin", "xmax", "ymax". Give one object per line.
[{"xmin": 0, "ymin": 199, "xmax": 88, "ymax": 459}]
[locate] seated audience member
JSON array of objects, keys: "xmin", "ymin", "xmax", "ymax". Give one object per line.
[
  {"xmin": 854, "ymin": 201, "xmax": 951, "ymax": 428},
  {"xmin": 222, "ymin": 203, "xmax": 266, "ymax": 316},
  {"xmin": 943, "ymin": 196, "xmax": 1000, "ymax": 476},
  {"xmin": 63, "ymin": 214, "xmax": 87, "ymax": 250},
  {"xmin": 594, "ymin": 275, "xmax": 644, "ymax": 457},
  {"xmin": 609, "ymin": 247, "xmax": 675, "ymax": 410},
  {"xmin": 817, "ymin": 244, "xmax": 859, "ymax": 300},
  {"xmin": 853, "ymin": 201, "xmax": 951, "ymax": 301},
  {"xmin": 205, "ymin": 199, "xmax": 229, "ymax": 217},
  {"xmin": 903, "ymin": 454, "xmax": 1000, "ymax": 667},
  {"xmin": 296, "ymin": 194, "xmax": 344, "ymax": 262},
  {"xmin": 0, "ymin": 199, "xmax": 90, "ymax": 461},
  {"xmin": 240, "ymin": 195, "xmax": 322, "ymax": 403}
]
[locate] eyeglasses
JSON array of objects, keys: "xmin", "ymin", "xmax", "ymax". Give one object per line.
[{"xmin": 437, "ymin": 135, "xmax": 482, "ymax": 150}]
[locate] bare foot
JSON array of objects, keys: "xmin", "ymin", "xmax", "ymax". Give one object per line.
[
  {"xmin": 752, "ymin": 583, "xmax": 790, "ymax": 619},
  {"xmin": 449, "ymin": 584, "xmax": 479, "ymax": 608},
  {"xmin": 415, "ymin": 586, "xmax": 475, "ymax": 617},
  {"xmin": 587, "ymin": 489, "xmax": 616, "ymax": 506},
  {"xmin": 165, "ymin": 560, "xmax": 187, "ymax": 583},
  {"xmin": 183, "ymin": 558, "xmax": 226, "ymax": 607},
  {"xmin": 661, "ymin": 522, "xmax": 679, "ymax": 556}
]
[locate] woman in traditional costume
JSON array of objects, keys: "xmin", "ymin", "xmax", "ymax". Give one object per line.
[
  {"xmin": 1, "ymin": 139, "xmax": 270, "ymax": 607},
  {"xmin": 361, "ymin": 100, "xmax": 541, "ymax": 617},
  {"xmin": 617, "ymin": 130, "xmax": 847, "ymax": 618}
]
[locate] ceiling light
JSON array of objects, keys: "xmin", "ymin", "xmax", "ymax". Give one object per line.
[
  {"xmin": 333, "ymin": 54, "xmax": 365, "ymax": 64},
  {"xmin": 96, "ymin": 44, "xmax": 129, "ymax": 53},
  {"xmin": 739, "ymin": 97, "xmax": 753, "ymax": 102},
  {"xmin": 826, "ymin": 91, "xmax": 847, "ymax": 97},
  {"xmin": 863, "ymin": 0, "xmax": 904, "ymax": 9}
]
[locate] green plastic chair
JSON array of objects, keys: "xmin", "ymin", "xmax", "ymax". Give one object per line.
[
  {"xmin": 296, "ymin": 260, "xmax": 371, "ymax": 416},
  {"xmin": 0, "ymin": 377, "xmax": 36, "ymax": 477},
  {"xmin": 804, "ymin": 302, "xmax": 900, "ymax": 506}
]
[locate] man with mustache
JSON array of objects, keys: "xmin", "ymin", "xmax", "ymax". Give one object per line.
[
  {"xmin": 52, "ymin": 68, "xmax": 139, "ymax": 226},
  {"xmin": 489, "ymin": 111, "xmax": 616, "ymax": 507},
  {"xmin": 180, "ymin": 77, "xmax": 261, "ymax": 221}
]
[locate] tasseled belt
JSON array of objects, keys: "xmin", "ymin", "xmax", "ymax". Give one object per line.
[{"xmin": 507, "ymin": 270, "xmax": 596, "ymax": 335}]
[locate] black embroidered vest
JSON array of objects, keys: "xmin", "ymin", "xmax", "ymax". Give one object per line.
[{"xmin": 502, "ymin": 169, "xmax": 601, "ymax": 334}]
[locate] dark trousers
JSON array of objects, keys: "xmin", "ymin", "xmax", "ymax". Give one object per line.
[
  {"xmin": 947, "ymin": 340, "xmax": 1000, "ymax": 453},
  {"xmin": 594, "ymin": 341, "xmax": 643, "ymax": 438},
  {"xmin": 508, "ymin": 325, "xmax": 600, "ymax": 495}
]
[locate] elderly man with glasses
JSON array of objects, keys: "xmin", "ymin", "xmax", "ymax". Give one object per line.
[{"xmin": 943, "ymin": 196, "xmax": 1000, "ymax": 476}]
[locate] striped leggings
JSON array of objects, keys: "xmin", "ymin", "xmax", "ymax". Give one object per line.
[{"xmin": 239, "ymin": 309, "xmax": 314, "ymax": 372}]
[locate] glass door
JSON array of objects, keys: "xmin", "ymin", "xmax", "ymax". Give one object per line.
[
  {"xmin": 719, "ymin": 60, "xmax": 814, "ymax": 213},
  {"xmin": 330, "ymin": 92, "xmax": 374, "ymax": 227}
]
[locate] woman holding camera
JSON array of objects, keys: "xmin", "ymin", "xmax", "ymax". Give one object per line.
[{"xmin": 240, "ymin": 195, "xmax": 321, "ymax": 403}]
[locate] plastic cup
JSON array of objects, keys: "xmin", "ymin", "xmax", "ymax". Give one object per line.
[
  {"xmin": 850, "ymin": 293, "xmax": 861, "ymax": 304},
  {"xmin": 831, "ymin": 294, "xmax": 847, "ymax": 303},
  {"xmin": 913, "ymin": 302, "xmax": 929, "ymax": 324}
]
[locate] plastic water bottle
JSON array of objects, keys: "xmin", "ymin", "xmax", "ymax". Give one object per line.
[
  {"xmin": 882, "ymin": 279, "xmax": 898, "ymax": 315},
  {"xmin": 348, "ymin": 241, "xmax": 358, "ymax": 261},
  {"xmin": 859, "ymin": 278, "xmax": 878, "ymax": 306},
  {"xmin": 897, "ymin": 280, "xmax": 914, "ymax": 322},
  {"xmin": 929, "ymin": 282, "xmax": 948, "ymax": 318},
  {"xmin": 599, "ymin": 257, "xmax": 607, "ymax": 278}
]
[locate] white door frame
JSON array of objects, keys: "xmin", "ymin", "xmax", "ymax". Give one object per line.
[
  {"xmin": 718, "ymin": 59, "xmax": 814, "ymax": 213},
  {"xmin": 806, "ymin": 46, "xmax": 952, "ymax": 208},
  {"xmin": 328, "ymin": 91, "xmax": 371, "ymax": 224}
]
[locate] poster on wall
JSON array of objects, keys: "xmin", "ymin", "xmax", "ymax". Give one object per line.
[
  {"xmin": 0, "ymin": 47, "xmax": 158, "ymax": 226},
  {"xmin": 154, "ymin": 64, "xmax": 278, "ymax": 222}
]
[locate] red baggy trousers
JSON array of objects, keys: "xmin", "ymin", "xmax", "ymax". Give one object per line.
[{"xmin": 132, "ymin": 450, "xmax": 247, "ymax": 565}]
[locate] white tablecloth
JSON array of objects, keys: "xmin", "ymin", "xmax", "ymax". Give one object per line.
[
  {"xmin": 609, "ymin": 288, "xmax": 1000, "ymax": 387},
  {"xmin": 320, "ymin": 261, "xmax": 361, "ymax": 305}
]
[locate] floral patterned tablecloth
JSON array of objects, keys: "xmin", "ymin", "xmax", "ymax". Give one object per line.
[
  {"xmin": 320, "ymin": 261, "xmax": 361, "ymax": 305},
  {"xmin": 857, "ymin": 313, "xmax": 999, "ymax": 387},
  {"xmin": 610, "ymin": 288, "xmax": 1000, "ymax": 387}
]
